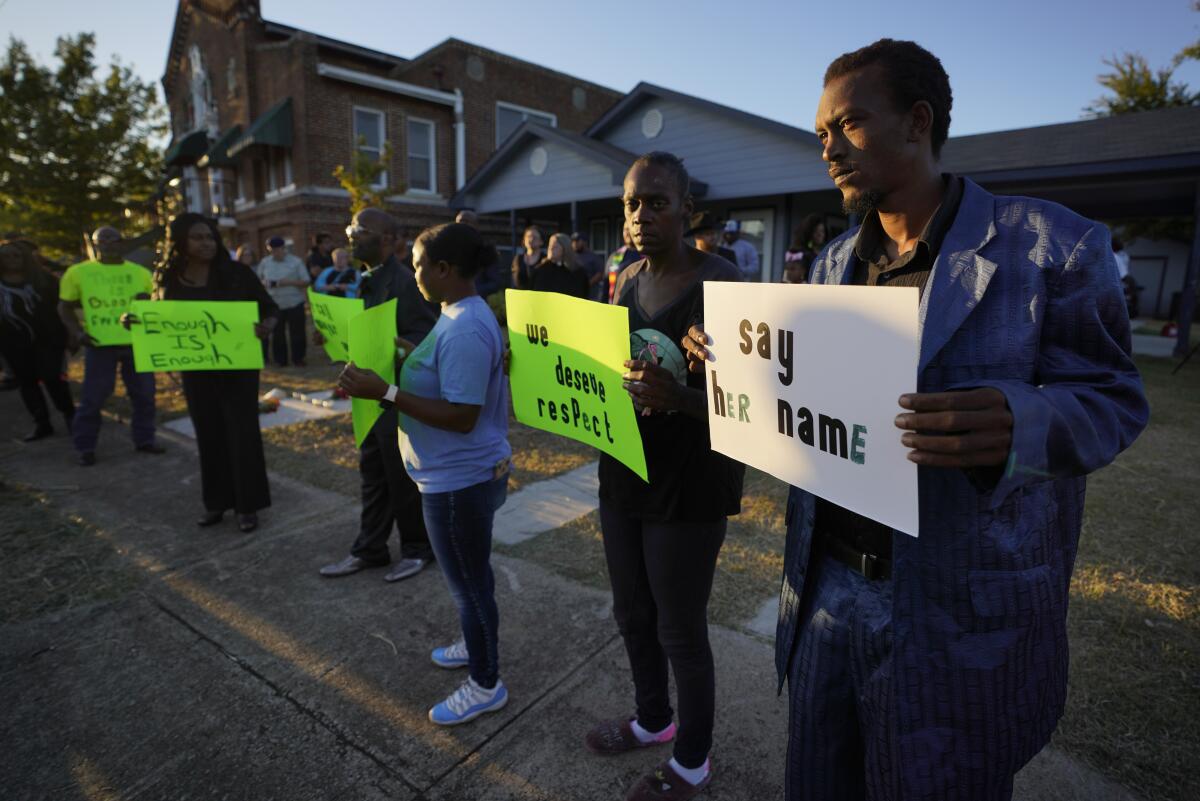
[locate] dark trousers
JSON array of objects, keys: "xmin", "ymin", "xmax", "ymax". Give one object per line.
[
  {"xmin": 269, "ymin": 303, "xmax": 306, "ymax": 366},
  {"xmin": 599, "ymin": 502, "xmax": 726, "ymax": 769},
  {"xmin": 351, "ymin": 407, "xmax": 432, "ymax": 562},
  {"xmin": 72, "ymin": 345, "xmax": 156, "ymax": 453},
  {"xmin": 1, "ymin": 338, "xmax": 73, "ymax": 429},
  {"xmin": 422, "ymin": 474, "xmax": 508, "ymax": 688},
  {"xmin": 182, "ymin": 370, "xmax": 270, "ymax": 514}
]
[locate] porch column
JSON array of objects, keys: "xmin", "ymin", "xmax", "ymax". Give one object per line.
[
  {"xmin": 1174, "ymin": 181, "xmax": 1200, "ymax": 356},
  {"xmin": 510, "ymin": 208, "xmax": 518, "ymax": 254},
  {"xmin": 570, "ymin": 200, "xmax": 578, "ymax": 235}
]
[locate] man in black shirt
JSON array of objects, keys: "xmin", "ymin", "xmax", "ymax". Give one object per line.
[{"xmin": 318, "ymin": 208, "xmax": 436, "ymax": 583}]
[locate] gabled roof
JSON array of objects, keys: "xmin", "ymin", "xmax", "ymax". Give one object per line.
[
  {"xmin": 262, "ymin": 20, "xmax": 408, "ymax": 69},
  {"xmin": 942, "ymin": 105, "xmax": 1200, "ymax": 177},
  {"xmin": 399, "ymin": 38, "xmax": 620, "ymax": 98},
  {"xmin": 450, "ymin": 122, "xmax": 642, "ymax": 209},
  {"xmin": 586, "ymin": 82, "xmax": 820, "ymax": 147}
]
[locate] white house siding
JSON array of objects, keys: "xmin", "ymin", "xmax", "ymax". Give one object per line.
[
  {"xmin": 598, "ymin": 97, "xmax": 829, "ymax": 200},
  {"xmin": 468, "ymin": 137, "xmax": 621, "ymax": 214}
]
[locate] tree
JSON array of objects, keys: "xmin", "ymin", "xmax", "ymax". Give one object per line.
[
  {"xmin": 333, "ymin": 138, "xmax": 398, "ymax": 216},
  {"xmin": 1085, "ymin": 52, "xmax": 1198, "ymax": 117},
  {"xmin": 0, "ymin": 34, "xmax": 166, "ymax": 261}
]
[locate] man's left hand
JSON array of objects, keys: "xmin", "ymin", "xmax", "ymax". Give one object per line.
[
  {"xmin": 894, "ymin": 388, "xmax": 1012, "ymax": 467},
  {"xmin": 338, "ymin": 362, "xmax": 388, "ymax": 401}
]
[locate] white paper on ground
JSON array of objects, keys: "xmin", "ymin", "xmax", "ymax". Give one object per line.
[{"xmin": 703, "ymin": 282, "xmax": 920, "ymax": 536}]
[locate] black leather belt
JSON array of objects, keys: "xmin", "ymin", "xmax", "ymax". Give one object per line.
[{"xmin": 815, "ymin": 530, "xmax": 892, "ymax": 581}]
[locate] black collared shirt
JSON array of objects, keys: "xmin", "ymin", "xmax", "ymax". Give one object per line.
[{"xmin": 815, "ymin": 174, "xmax": 963, "ymax": 560}]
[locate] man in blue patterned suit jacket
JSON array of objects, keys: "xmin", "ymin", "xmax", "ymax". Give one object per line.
[{"xmin": 684, "ymin": 40, "xmax": 1149, "ymax": 800}]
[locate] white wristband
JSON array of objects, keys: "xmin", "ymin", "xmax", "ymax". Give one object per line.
[{"xmin": 383, "ymin": 384, "xmax": 399, "ymax": 404}]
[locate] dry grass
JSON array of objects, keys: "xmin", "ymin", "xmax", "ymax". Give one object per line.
[
  {"xmin": 0, "ymin": 481, "xmax": 142, "ymax": 624},
  {"xmin": 1054, "ymin": 356, "xmax": 1200, "ymax": 801},
  {"xmin": 506, "ymin": 423, "xmax": 595, "ymax": 492},
  {"xmin": 261, "ymin": 415, "xmax": 360, "ymax": 497}
]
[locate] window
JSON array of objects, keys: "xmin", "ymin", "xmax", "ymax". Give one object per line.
[
  {"xmin": 407, "ymin": 118, "xmax": 436, "ymax": 193},
  {"xmin": 495, "ymin": 101, "xmax": 556, "ymax": 147},
  {"xmin": 353, "ymin": 107, "xmax": 386, "ymax": 188},
  {"xmin": 729, "ymin": 208, "xmax": 775, "ymax": 282},
  {"xmin": 589, "ymin": 219, "xmax": 610, "ymax": 259}
]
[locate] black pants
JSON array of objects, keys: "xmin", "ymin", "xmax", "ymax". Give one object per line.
[
  {"xmin": 1, "ymin": 338, "xmax": 74, "ymax": 429},
  {"xmin": 182, "ymin": 370, "xmax": 270, "ymax": 514},
  {"xmin": 599, "ymin": 501, "xmax": 726, "ymax": 769},
  {"xmin": 270, "ymin": 303, "xmax": 306, "ymax": 366},
  {"xmin": 351, "ymin": 406, "xmax": 432, "ymax": 562}
]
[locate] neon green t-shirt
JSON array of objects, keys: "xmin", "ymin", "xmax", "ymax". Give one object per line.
[{"xmin": 59, "ymin": 260, "xmax": 154, "ymax": 346}]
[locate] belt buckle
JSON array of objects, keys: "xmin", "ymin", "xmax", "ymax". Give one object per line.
[{"xmin": 860, "ymin": 552, "xmax": 880, "ymax": 581}]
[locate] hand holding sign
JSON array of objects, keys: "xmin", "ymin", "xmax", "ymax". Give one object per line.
[
  {"xmin": 895, "ymin": 388, "xmax": 1013, "ymax": 467},
  {"xmin": 338, "ymin": 362, "xmax": 388, "ymax": 401},
  {"xmin": 682, "ymin": 324, "xmax": 712, "ymax": 373},
  {"xmin": 623, "ymin": 358, "xmax": 697, "ymax": 416}
]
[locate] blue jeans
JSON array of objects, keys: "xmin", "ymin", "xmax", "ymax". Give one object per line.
[
  {"xmin": 421, "ymin": 475, "xmax": 508, "ymax": 688},
  {"xmin": 73, "ymin": 345, "xmax": 156, "ymax": 453}
]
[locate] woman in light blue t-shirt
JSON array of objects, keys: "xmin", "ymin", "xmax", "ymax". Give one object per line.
[{"xmin": 338, "ymin": 222, "xmax": 511, "ymax": 727}]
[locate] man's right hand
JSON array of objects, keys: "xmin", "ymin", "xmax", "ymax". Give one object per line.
[
  {"xmin": 682, "ymin": 324, "xmax": 712, "ymax": 374},
  {"xmin": 120, "ymin": 312, "xmax": 139, "ymax": 331}
]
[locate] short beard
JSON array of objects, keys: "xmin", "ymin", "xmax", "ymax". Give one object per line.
[{"xmin": 842, "ymin": 189, "xmax": 883, "ymax": 216}]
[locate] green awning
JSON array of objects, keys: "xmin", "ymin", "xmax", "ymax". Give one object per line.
[
  {"xmin": 163, "ymin": 130, "xmax": 209, "ymax": 167},
  {"xmin": 228, "ymin": 98, "xmax": 293, "ymax": 157},
  {"xmin": 197, "ymin": 125, "xmax": 243, "ymax": 169}
]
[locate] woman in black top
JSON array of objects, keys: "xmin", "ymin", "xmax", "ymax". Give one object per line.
[
  {"xmin": 0, "ymin": 238, "xmax": 74, "ymax": 441},
  {"xmin": 151, "ymin": 214, "xmax": 278, "ymax": 532},
  {"xmin": 529, "ymin": 232, "xmax": 589, "ymax": 299},
  {"xmin": 585, "ymin": 153, "xmax": 744, "ymax": 801},
  {"xmin": 509, "ymin": 226, "xmax": 544, "ymax": 290}
]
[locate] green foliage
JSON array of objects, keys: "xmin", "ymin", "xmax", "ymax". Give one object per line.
[
  {"xmin": 1086, "ymin": 52, "xmax": 1198, "ymax": 117},
  {"xmin": 333, "ymin": 137, "xmax": 398, "ymax": 216},
  {"xmin": 0, "ymin": 34, "xmax": 166, "ymax": 261}
]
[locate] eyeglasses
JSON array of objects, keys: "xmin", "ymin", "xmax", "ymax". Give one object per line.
[{"xmin": 345, "ymin": 224, "xmax": 378, "ymax": 239}]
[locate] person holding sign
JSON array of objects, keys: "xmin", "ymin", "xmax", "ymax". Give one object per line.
[
  {"xmin": 685, "ymin": 39, "xmax": 1148, "ymax": 801},
  {"xmin": 0, "ymin": 237, "xmax": 74, "ymax": 441},
  {"xmin": 58, "ymin": 226, "xmax": 163, "ymax": 466},
  {"xmin": 584, "ymin": 152, "xmax": 743, "ymax": 801},
  {"xmin": 148, "ymin": 214, "xmax": 278, "ymax": 533},
  {"xmin": 318, "ymin": 208, "xmax": 435, "ymax": 583},
  {"xmin": 338, "ymin": 222, "xmax": 512, "ymax": 726}
]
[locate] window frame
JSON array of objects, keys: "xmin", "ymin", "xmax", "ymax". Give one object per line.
[
  {"xmin": 406, "ymin": 116, "xmax": 437, "ymax": 194},
  {"xmin": 352, "ymin": 105, "xmax": 387, "ymax": 189},
  {"xmin": 494, "ymin": 100, "xmax": 557, "ymax": 147}
]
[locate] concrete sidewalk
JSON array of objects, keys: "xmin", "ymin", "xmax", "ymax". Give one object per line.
[{"xmin": 0, "ymin": 393, "xmax": 1140, "ymax": 800}]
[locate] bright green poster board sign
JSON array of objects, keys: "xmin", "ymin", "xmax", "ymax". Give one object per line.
[
  {"xmin": 130, "ymin": 300, "xmax": 263, "ymax": 372},
  {"xmin": 308, "ymin": 288, "xmax": 363, "ymax": 363},
  {"xmin": 348, "ymin": 299, "xmax": 397, "ymax": 448},
  {"xmin": 505, "ymin": 289, "xmax": 648, "ymax": 481}
]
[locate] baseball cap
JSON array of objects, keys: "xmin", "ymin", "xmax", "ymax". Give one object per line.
[
  {"xmin": 723, "ymin": 220, "xmax": 740, "ymax": 233},
  {"xmin": 687, "ymin": 211, "xmax": 719, "ymax": 237},
  {"xmin": 267, "ymin": 236, "xmax": 286, "ymax": 248}
]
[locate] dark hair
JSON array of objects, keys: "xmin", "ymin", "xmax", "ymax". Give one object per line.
[
  {"xmin": 416, "ymin": 222, "xmax": 497, "ymax": 280},
  {"xmin": 824, "ymin": 39, "xmax": 953, "ymax": 157},
  {"xmin": 313, "ymin": 232, "xmax": 331, "ymax": 246},
  {"xmin": 792, "ymin": 214, "xmax": 824, "ymax": 251},
  {"xmin": 158, "ymin": 213, "xmax": 230, "ymax": 290},
  {"xmin": 629, "ymin": 151, "xmax": 691, "ymax": 201}
]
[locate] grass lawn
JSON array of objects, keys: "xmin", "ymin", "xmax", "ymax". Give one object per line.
[
  {"xmin": 0, "ymin": 481, "xmax": 142, "ymax": 625},
  {"xmin": 1055, "ymin": 356, "xmax": 1200, "ymax": 800}
]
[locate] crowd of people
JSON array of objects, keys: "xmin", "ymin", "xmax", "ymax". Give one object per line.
[{"xmin": 0, "ymin": 36, "xmax": 1157, "ymax": 801}]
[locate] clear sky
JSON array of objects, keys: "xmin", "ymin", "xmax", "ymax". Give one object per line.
[{"xmin": 5, "ymin": 0, "xmax": 1199, "ymax": 137}]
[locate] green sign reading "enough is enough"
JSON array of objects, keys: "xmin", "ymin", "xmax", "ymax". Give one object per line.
[{"xmin": 130, "ymin": 300, "xmax": 263, "ymax": 372}]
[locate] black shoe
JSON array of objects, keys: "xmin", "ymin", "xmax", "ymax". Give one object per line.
[
  {"xmin": 136, "ymin": 442, "xmax": 167, "ymax": 455},
  {"xmin": 197, "ymin": 509, "xmax": 225, "ymax": 527},
  {"xmin": 237, "ymin": 513, "xmax": 258, "ymax": 533},
  {"xmin": 78, "ymin": 451, "xmax": 96, "ymax": 466},
  {"xmin": 23, "ymin": 425, "xmax": 54, "ymax": 442}
]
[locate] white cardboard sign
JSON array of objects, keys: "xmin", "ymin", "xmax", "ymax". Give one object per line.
[{"xmin": 703, "ymin": 282, "xmax": 920, "ymax": 536}]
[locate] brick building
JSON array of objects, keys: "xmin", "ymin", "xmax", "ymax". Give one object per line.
[{"xmin": 161, "ymin": 0, "xmax": 622, "ymax": 256}]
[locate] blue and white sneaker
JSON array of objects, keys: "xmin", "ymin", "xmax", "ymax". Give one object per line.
[
  {"xmin": 431, "ymin": 639, "xmax": 469, "ymax": 669},
  {"xmin": 429, "ymin": 677, "xmax": 508, "ymax": 726}
]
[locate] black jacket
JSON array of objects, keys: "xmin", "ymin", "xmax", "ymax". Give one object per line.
[{"xmin": 360, "ymin": 254, "xmax": 438, "ymax": 344}]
